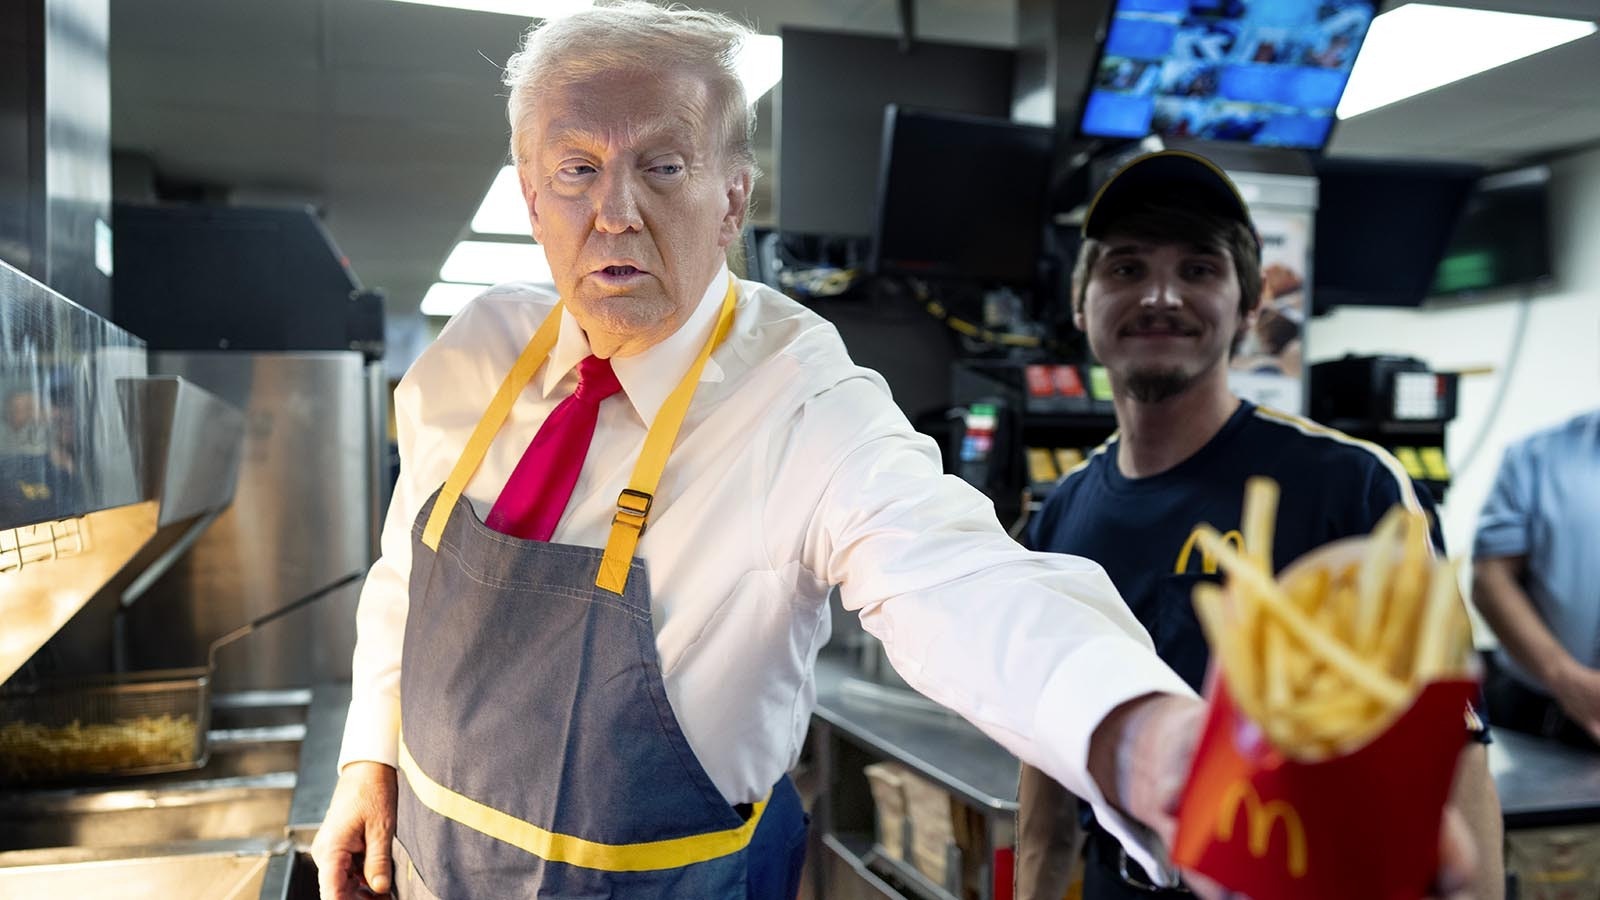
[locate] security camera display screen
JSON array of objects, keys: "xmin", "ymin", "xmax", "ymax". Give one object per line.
[{"xmin": 1080, "ymin": 0, "xmax": 1376, "ymax": 149}]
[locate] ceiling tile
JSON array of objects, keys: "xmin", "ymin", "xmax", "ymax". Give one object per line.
[
  {"xmin": 104, "ymin": 0, "xmax": 1600, "ymax": 317},
  {"xmin": 111, "ymin": 0, "xmax": 324, "ymax": 59},
  {"xmin": 112, "ymin": 56, "xmax": 324, "ymax": 116},
  {"xmin": 1456, "ymin": 105, "xmax": 1600, "ymax": 152},
  {"xmin": 324, "ymin": 0, "xmax": 526, "ymax": 73}
]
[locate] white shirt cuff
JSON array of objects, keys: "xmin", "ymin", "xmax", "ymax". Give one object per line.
[
  {"xmin": 336, "ymin": 690, "xmax": 401, "ymax": 773},
  {"xmin": 1030, "ymin": 636, "xmax": 1198, "ymax": 887}
]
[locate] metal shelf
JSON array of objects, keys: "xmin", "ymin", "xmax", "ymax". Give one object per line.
[
  {"xmin": 826, "ymin": 832, "xmax": 962, "ymax": 900},
  {"xmin": 820, "ymin": 833, "xmax": 903, "ymax": 900}
]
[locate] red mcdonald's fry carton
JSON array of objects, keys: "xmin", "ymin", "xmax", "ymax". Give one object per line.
[
  {"xmin": 1172, "ymin": 663, "xmax": 1479, "ymax": 900},
  {"xmin": 1167, "ymin": 481, "xmax": 1487, "ymax": 900}
]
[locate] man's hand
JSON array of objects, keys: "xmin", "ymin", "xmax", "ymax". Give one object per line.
[
  {"xmin": 1088, "ymin": 693, "xmax": 1204, "ymax": 854},
  {"xmin": 1088, "ymin": 694, "xmax": 1480, "ymax": 899},
  {"xmin": 1547, "ymin": 662, "xmax": 1600, "ymax": 744},
  {"xmin": 311, "ymin": 761, "xmax": 398, "ymax": 899}
]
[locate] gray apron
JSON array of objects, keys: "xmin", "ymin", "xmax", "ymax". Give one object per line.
[{"xmin": 391, "ymin": 281, "xmax": 806, "ymax": 898}]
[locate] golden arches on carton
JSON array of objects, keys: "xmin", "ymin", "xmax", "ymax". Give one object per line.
[{"xmin": 1216, "ymin": 781, "xmax": 1308, "ymax": 878}]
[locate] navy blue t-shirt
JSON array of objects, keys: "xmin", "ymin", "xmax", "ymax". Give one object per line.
[{"xmin": 1028, "ymin": 400, "xmax": 1444, "ymax": 692}]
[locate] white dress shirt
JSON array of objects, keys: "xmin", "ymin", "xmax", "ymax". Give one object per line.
[{"xmin": 340, "ymin": 264, "xmax": 1194, "ymax": 876}]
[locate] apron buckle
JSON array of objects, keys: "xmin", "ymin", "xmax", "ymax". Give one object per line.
[{"xmin": 613, "ymin": 489, "xmax": 653, "ymax": 534}]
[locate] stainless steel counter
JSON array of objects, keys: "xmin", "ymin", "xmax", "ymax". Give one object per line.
[
  {"xmin": 256, "ymin": 661, "xmax": 1600, "ymax": 900},
  {"xmin": 813, "ymin": 651, "xmax": 1600, "ymax": 826},
  {"xmin": 813, "ymin": 652, "xmax": 1019, "ymax": 813},
  {"xmin": 287, "ymin": 682, "xmax": 350, "ymax": 845},
  {"xmin": 1490, "ymin": 730, "xmax": 1600, "ymax": 827},
  {"xmin": 260, "ymin": 682, "xmax": 350, "ymax": 900}
]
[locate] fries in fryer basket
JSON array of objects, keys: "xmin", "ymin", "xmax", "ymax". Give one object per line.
[{"xmin": 0, "ymin": 714, "xmax": 200, "ymax": 782}]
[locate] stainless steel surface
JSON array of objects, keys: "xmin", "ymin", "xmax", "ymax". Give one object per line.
[
  {"xmin": 260, "ymin": 851, "xmax": 296, "ymax": 900},
  {"xmin": 128, "ymin": 352, "xmax": 377, "ymax": 691},
  {"xmin": 286, "ymin": 682, "xmax": 351, "ymax": 847},
  {"xmin": 0, "ymin": 500, "xmax": 158, "ymax": 685},
  {"xmin": 823, "ymin": 647, "xmax": 1600, "ymax": 829},
  {"xmin": 260, "ymin": 849, "xmax": 320, "ymax": 900},
  {"xmin": 120, "ymin": 376, "xmax": 246, "ymax": 532},
  {"xmin": 813, "ymin": 652, "xmax": 1020, "ymax": 813},
  {"xmin": 0, "ymin": 0, "xmax": 112, "ymax": 318},
  {"xmin": 41, "ymin": 0, "xmax": 112, "ymax": 317},
  {"xmin": 820, "ymin": 833, "xmax": 903, "ymax": 900},
  {"xmin": 215, "ymin": 689, "xmax": 314, "ymax": 714},
  {"xmin": 365, "ymin": 358, "xmax": 391, "ymax": 563},
  {"xmin": 5, "ymin": 577, "xmax": 352, "ymax": 786},
  {"xmin": 204, "ymin": 572, "xmax": 364, "ymax": 673},
  {"xmin": 1491, "ymin": 730, "xmax": 1600, "ymax": 827},
  {"xmin": 0, "ymin": 684, "xmax": 304, "ymax": 900},
  {"xmin": 838, "ymin": 677, "xmax": 946, "ymax": 716},
  {"xmin": 0, "ymin": 773, "xmax": 294, "ymax": 849},
  {"xmin": 0, "ymin": 713, "xmax": 301, "ymax": 849},
  {"xmin": 0, "ymin": 839, "xmax": 277, "ymax": 900},
  {"xmin": 0, "ymin": 257, "xmax": 145, "ymax": 527},
  {"xmin": 2, "ymin": 364, "xmax": 244, "ymax": 684},
  {"xmin": 262, "ymin": 683, "xmax": 350, "ymax": 900}
]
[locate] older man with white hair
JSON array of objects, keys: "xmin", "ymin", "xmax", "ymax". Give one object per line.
[{"xmin": 311, "ymin": 4, "xmax": 1471, "ymax": 900}]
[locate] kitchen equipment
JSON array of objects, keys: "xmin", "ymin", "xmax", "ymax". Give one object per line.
[
  {"xmin": 0, "ymin": 571, "xmax": 361, "ymax": 785},
  {"xmin": 124, "ymin": 350, "xmax": 387, "ymax": 691},
  {"xmin": 1310, "ymin": 354, "xmax": 1459, "ymax": 425},
  {"xmin": 2, "ymin": 258, "xmax": 248, "ymax": 686}
]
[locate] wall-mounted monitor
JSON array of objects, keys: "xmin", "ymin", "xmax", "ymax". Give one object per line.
[
  {"xmin": 871, "ymin": 107, "xmax": 1055, "ymax": 286},
  {"xmin": 1432, "ymin": 166, "xmax": 1554, "ymax": 297},
  {"xmin": 778, "ymin": 27, "xmax": 1014, "ymax": 238},
  {"xmin": 1311, "ymin": 158, "xmax": 1481, "ymax": 314},
  {"xmin": 1079, "ymin": 0, "xmax": 1376, "ymax": 150}
]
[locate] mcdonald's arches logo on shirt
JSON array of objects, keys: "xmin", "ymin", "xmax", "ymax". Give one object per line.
[{"xmin": 1174, "ymin": 526, "xmax": 1244, "ymax": 575}]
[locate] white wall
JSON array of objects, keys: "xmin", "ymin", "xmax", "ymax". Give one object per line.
[{"xmin": 1308, "ymin": 144, "xmax": 1600, "ymax": 601}]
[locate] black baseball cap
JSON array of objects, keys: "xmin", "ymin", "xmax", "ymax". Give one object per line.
[{"xmin": 1082, "ymin": 149, "xmax": 1258, "ymax": 247}]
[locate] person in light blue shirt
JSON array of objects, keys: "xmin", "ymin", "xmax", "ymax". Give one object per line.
[{"xmin": 1473, "ymin": 409, "xmax": 1600, "ymax": 749}]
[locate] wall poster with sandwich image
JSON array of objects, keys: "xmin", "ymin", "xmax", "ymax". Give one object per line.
[{"xmin": 1229, "ymin": 204, "xmax": 1310, "ymax": 413}]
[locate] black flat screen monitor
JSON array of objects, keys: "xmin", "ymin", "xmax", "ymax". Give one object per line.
[
  {"xmin": 871, "ymin": 106, "xmax": 1054, "ymax": 285},
  {"xmin": 1312, "ymin": 159, "xmax": 1480, "ymax": 314},
  {"xmin": 1432, "ymin": 166, "xmax": 1554, "ymax": 297},
  {"xmin": 778, "ymin": 27, "xmax": 1014, "ymax": 238},
  {"xmin": 1079, "ymin": 0, "xmax": 1376, "ymax": 150}
]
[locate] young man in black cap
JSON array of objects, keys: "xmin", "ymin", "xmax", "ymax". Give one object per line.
[{"xmin": 1016, "ymin": 150, "xmax": 1503, "ymax": 900}]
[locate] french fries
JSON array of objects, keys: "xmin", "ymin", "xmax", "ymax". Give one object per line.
[
  {"xmin": 1191, "ymin": 477, "xmax": 1474, "ymax": 760},
  {"xmin": 0, "ymin": 713, "xmax": 199, "ymax": 781}
]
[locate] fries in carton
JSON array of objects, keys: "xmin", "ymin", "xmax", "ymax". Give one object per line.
[{"xmin": 1172, "ymin": 479, "xmax": 1479, "ymax": 900}]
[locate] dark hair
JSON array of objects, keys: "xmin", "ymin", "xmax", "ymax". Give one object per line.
[{"xmin": 1071, "ymin": 203, "xmax": 1262, "ymax": 318}]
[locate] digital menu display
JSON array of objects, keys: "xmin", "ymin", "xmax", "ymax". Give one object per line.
[{"xmin": 1080, "ymin": 0, "xmax": 1376, "ymax": 150}]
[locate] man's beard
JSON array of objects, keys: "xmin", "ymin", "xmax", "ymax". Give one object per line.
[{"xmin": 1123, "ymin": 367, "xmax": 1194, "ymax": 403}]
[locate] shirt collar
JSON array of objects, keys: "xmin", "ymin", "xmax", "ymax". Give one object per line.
[{"xmin": 541, "ymin": 262, "xmax": 731, "ymax": 428}]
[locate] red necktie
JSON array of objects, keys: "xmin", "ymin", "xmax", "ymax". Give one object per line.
[{"xmin": 486, "ymin": 354, "xmax": 623, "ymax": 542}]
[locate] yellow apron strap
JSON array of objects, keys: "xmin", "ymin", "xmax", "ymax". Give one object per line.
[
  {"xmin": 421, "ymin": 305, "xmax": 564, "ymax": 550},
  {"xmin": 421, "ymin": 277, "xmax": 738, "ymax": 572},
  {"xmin": 596, "ymin": 277, "xmax": 738, "ymax": 593},
  {"xmin": 398, "ymin": 735, "xmax": 768, "ymax": 872}
]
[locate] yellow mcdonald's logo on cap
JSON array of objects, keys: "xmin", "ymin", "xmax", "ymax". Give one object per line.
[
  {"xmin": 1217, "ymin": 781, "xmax": 1308, "ymax": 878},
  {"xmin": 1174, "ymin": 526, "xmax": 1244, "ymax": 575}
]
